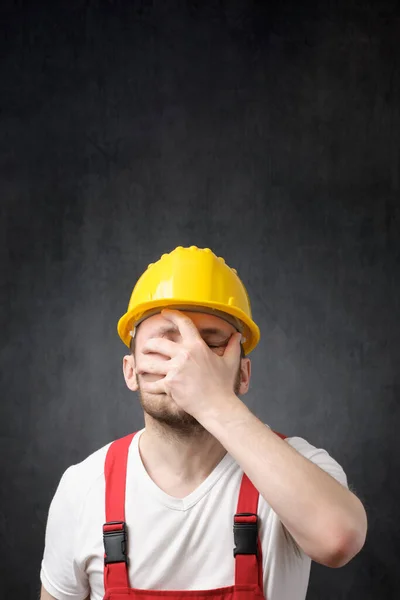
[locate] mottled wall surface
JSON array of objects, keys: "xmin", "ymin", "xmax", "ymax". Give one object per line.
[{"xmin": 1, "ymin": 1, "xmax": 399, "ymax": 598}]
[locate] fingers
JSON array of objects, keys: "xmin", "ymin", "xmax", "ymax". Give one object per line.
[
  {"xmin": 161, "ymin": 309, "xmax": 201, "ymax": 343},
  {"xmin": 136, "ymin": 359, "xmax": 170, "ymax": 376},
  {"xmin": 224, "ymin": 332, "xmax": 242, "ymax": 364},
  {"xmin": 140, "ymin": 378, "xmax": 167, "ymax": 394},
  {"xmin": 142, "ymin": 337, "xmax": 179, "ymax": 358}
]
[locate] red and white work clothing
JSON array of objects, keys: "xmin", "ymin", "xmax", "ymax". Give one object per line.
[{"xmin": 41, "ymin": 426, "xmax": 349, "ymax": 600}]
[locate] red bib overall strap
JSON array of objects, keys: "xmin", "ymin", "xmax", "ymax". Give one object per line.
[
  {"xmin": 103, "ymin": 432, "xmax": 137, "ymax": 591},
  {"xmin": 234, "ymin": 430, "xmax": 287, "ymax": 589},
  {"xmin": 103, "ymin": 429, "xmax": 287, "ymax": 595}
]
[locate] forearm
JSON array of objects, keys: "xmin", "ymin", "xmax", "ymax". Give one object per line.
[{"xmin": 201, "ymin": 395, "xmax": 367, "ymax": 568}]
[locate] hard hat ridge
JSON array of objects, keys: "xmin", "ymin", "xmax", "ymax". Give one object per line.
[{"xmin": 117, "ymin": 246, "xmax": 260, "ymax": 355}]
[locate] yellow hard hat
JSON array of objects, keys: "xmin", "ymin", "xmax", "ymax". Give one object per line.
[{"xmin": 117, "ymin": 246, "xmax": 260, "ymax": 355}]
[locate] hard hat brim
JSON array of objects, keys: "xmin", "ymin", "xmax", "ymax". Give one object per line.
[{"xmin": 118, "ymin": 299, "xmax": 260, "ymax": 355}]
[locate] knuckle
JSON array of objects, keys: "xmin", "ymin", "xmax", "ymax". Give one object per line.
[{"xmin": 180, "ymin": 348, "xmax": 191, "ymax": 361}]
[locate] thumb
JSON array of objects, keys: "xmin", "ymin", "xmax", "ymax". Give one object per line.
[{"xmin": 224, "ymin": 332, "xmax": 243, "ymax": 364}]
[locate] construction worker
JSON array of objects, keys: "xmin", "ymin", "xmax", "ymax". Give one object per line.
[{"xmin": 40, "ymin": 246, "xmax": 367, "ymax": 600}]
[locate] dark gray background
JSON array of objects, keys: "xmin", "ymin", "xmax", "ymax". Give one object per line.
[{"xmin": 1, "ymin": 1, "xmax": 399, "ymax": 598}]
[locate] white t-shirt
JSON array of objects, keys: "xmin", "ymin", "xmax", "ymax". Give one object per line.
[{"xmin": 40, "ymin": 427, "xmax": 349, "ymax": 600}]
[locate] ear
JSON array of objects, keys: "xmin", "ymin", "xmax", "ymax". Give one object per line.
[
  {"xmin": 238, "ymin": 357, "xmax": 251, "ymax": 395},
  {"xmin": 123, "ymin": 354, "xmax": 139, "ymax": 392}
]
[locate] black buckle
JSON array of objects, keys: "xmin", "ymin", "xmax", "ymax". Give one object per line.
[
  {"xmin": 233, "ymin": 513, "xmax": 258, "ymax": 557},
  {"xmin": 103, "ymin": 521, "xmax": 128, "ymax": 565}
]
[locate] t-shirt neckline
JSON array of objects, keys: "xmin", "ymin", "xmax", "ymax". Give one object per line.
[{"xmin": 129, "ymin": 428, "xmax": 236, "ymax": 511}]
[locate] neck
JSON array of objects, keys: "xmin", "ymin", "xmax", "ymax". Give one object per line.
[{"xmin": 138, "ymin": 415, "xmax": 227, "ymax": 497}]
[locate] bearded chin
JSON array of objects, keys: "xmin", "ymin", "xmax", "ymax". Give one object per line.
[
  {"xmin": 136, "ymin": 367, "xmax": 242, "ymax": 436},
  {"xmin": 138, "ymin": 391, "xmax": 204, "ymax": 435}
]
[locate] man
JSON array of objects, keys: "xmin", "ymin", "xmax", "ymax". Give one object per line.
[{"xmin": 40, "ymin": 245, "xmax": 367, "ymax": 600}]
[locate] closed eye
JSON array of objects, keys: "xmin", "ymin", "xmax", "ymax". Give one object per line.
[{"xmin": 206, "ymin": 342, "xmax": 228, "ymax": 349}]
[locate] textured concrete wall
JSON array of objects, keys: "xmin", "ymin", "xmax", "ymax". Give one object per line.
[{"xmin": 1, "ymin": 2, "xmax": 399, "ymax": 598}]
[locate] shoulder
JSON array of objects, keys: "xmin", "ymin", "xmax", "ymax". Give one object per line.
[
  {"xmin": 68, "ymin": 439, "xmax": 112, "ymax": 482},
  {"xmin": 51, "ymin": 440, "xmax": 113, "ymax": 513},
  {"xmin": 283, "ymin": 433, "xmax": 349, "ymax": 488},
  {"xmin": 41, "ymin": 440, "xmax": 124, "ymax": 600},
  {"xmin": 53, "ymin": 431, "xmax": 142, "ymax": 510}
]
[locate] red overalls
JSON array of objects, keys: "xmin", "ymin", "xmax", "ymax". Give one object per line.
[{"xmin": 102, "ymin": 431, "xmax": 287, "ymax": 600}]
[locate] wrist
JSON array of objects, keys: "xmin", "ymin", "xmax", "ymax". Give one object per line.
[{"xmin": 199, "ymin": 393, "xmax": 249, "ymax": 432}]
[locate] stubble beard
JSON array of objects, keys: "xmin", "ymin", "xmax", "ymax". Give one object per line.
[{"xmin": 136, "ymin": 365, "xmax": 242, "ymax": 437}]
